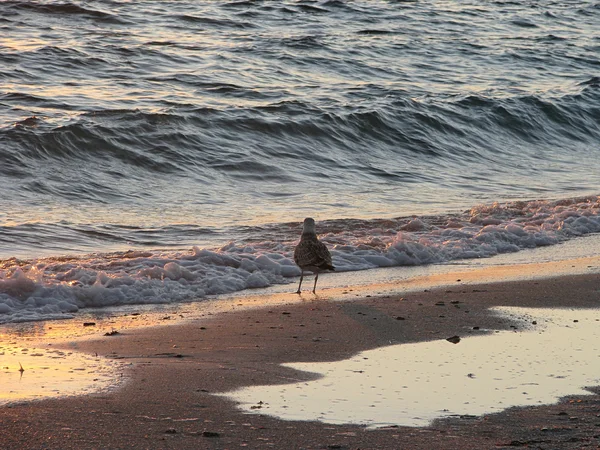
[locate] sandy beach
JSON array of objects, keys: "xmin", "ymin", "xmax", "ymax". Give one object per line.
[{"xmin": 2, "ymin": 266, "xmax": 600, "ymax": 449}]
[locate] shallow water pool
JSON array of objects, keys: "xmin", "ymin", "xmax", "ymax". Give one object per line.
[{"xmin": 223, "ymin": 307, "xmax": 600, "ymax": 428}]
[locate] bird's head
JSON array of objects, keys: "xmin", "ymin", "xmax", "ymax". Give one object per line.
[{"xmin": 302, "ymin": 217, "xmax": 316, "ymax": 234}]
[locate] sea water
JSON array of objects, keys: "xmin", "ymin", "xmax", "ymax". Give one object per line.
[
  {"xmin": 223, "ymin": 307, "xmax": 600, "ymax": 428},
  {"xmin": 1, "ymin": 1, "xmax": 600, "ymax": 323}
]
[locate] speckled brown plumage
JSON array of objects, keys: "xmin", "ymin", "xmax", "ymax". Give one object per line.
[{"xmin": 294, "ymin": 218, "xmax": 334, "ymax": 294}]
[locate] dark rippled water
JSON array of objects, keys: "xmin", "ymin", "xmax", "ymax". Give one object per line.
[
  {"xmin": 1, "ymin": 1, "xmax": 600, "ymax": 323},
  {"xmin": 2, "ymin": 0, "xmax": 600, "ymax": 254}
]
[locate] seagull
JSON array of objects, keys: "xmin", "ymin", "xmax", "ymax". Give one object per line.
[{"xmin": 294, "ymin": 217, "xmax": 335, "ymax": 294}]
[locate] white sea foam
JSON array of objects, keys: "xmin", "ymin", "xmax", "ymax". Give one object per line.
[{"xmin": 1, "ymin": 196, "xmax": 599, "ymax": 324}]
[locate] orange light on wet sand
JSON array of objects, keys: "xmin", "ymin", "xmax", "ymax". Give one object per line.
[{"xmin": 0, "ymin": 343, "xmax": 124, "ymax": 405}]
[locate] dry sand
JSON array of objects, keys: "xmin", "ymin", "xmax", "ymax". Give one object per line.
[{"xmin": 1, "ymin": 272, "xmax": 600, "ymax": 449}]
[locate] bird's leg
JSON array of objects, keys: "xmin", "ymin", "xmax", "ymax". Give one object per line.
[
  {"xmin": 296, "ymin": 272, "xmax": 304, "ymax": 294},
  {"xmin": 312, "ymin": 273, "xmax": 319, "ymax": 294}
]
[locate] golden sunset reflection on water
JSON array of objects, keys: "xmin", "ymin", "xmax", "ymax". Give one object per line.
[
  {"xmin": 0, "ymin": 37, "xmax": 47, "ymax": 52},
  {"xmin": 0, "ymin": 343, "xmax": 124, "ymax": 405}
]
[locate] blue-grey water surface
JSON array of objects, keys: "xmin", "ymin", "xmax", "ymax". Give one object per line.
[
  {"xmin": 1, "ymin": 1, "xmax": 600, "ymax": 324},
  {"xmin": 2, "ymin": 0, "xmax": 599, "ymax": 257}
]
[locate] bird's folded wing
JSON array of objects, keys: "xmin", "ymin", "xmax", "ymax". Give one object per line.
[{"xmin": 294, "ymin": 240, "xmax": 332, "ymax": 267}]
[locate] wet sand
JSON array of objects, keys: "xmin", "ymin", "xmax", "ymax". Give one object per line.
[{"xmin": 1, "ymin": 272, "xmax": 600, "ymax": 449}]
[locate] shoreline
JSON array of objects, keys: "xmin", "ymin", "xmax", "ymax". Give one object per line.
[
  {"xmin": 3, "ymin": 249, "xmax": 597, "ymax": 340},
  {"xmin": 1, "ymin": 261, "xmax": 600, "ymax": 448}
]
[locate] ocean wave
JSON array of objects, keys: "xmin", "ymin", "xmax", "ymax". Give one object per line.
[
  {"xmin": 1, "ymin": 196, "xmax": 599, "ymax": 324},
  {"xmin": 2, "ymin": 84, "xmax": 599, "ymax": 205},
  {"xmin": 173, "ymin": 14, "xmax": 255, "ymax": 29},
  {"xmin": 1, "ymin": 92, "xmax": 71, "ymax": 109},
  {"xmin": 3, "ymin": 1, "xmax": 127, "ymax": 24}
]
